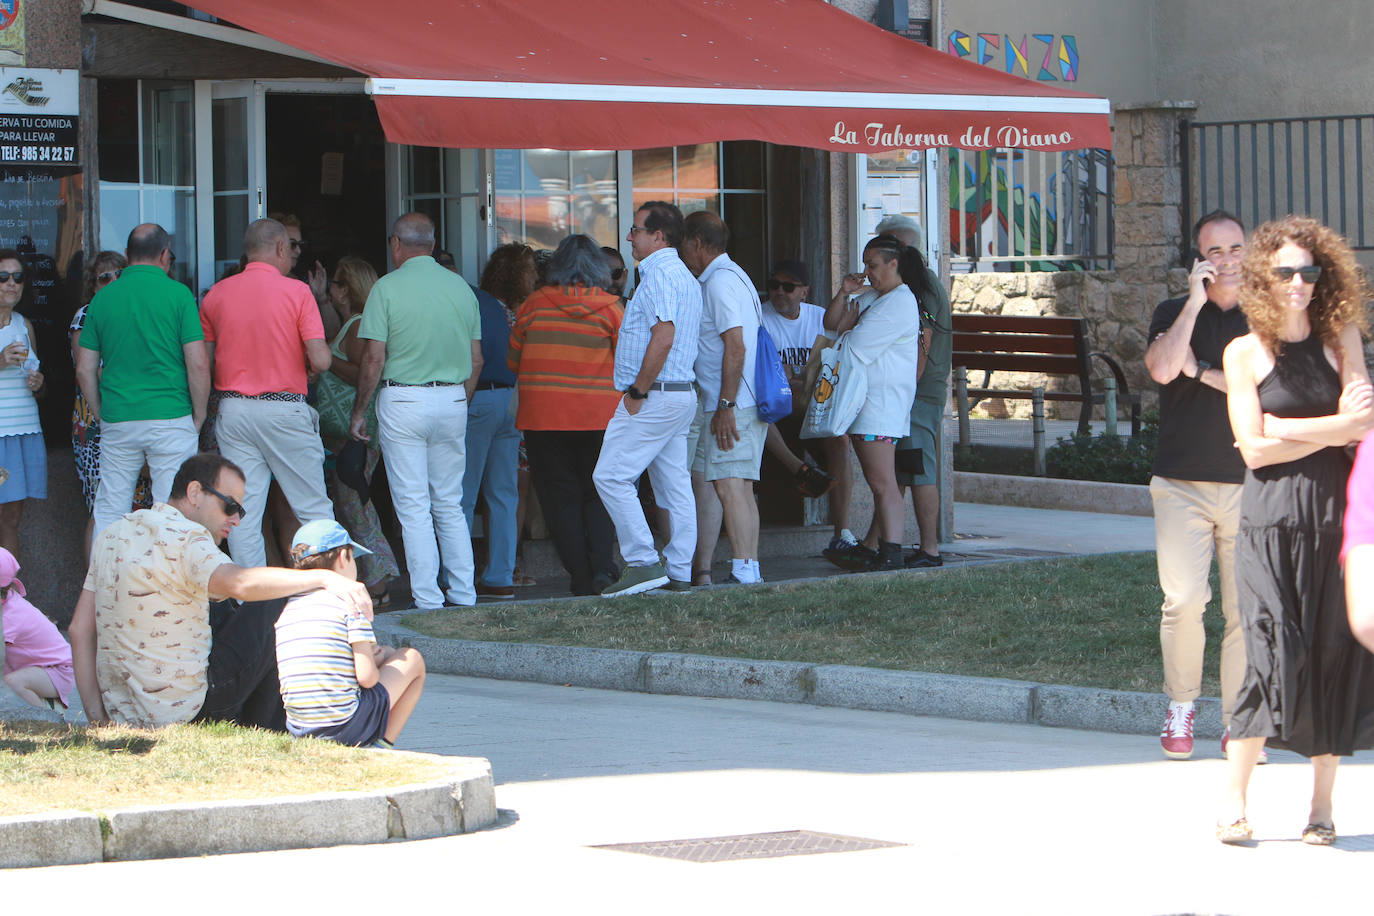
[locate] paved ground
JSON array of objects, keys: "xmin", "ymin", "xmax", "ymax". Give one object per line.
[{"xmin": 12, "ymin": 671, "xmax": 1371, "ymax": 914}]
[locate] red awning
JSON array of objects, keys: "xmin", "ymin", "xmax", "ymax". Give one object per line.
[{"xmin": 188, "ymin": 0, "xmax": 1111, "ymax": 152}]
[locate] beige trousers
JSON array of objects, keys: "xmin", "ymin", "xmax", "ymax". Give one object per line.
[{"xmin": 1150, "ymin": 475, "xmax": 1245, "ymax": 725}]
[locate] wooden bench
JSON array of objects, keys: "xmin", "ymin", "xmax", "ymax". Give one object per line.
[{"xmin": 951, "ymin": 314, "xmax": 1141, "ymax": 468}]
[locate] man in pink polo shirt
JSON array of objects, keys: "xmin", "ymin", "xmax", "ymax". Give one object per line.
[{"xmin": 200, "ymin": 218, "xmax": 335, "ymax": 567}]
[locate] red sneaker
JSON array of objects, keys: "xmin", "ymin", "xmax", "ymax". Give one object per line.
[{"xmin": 1161, "ymin": 701, "xmax": 1196, "ymax": 759}]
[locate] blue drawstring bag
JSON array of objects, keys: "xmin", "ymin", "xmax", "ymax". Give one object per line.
[{"xmin": 754, "ymin": 323, "xmax": 793, "ymax": 423}]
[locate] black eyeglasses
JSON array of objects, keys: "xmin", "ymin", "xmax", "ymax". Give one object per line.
[
  {"xmin": 1274, "ymin": 265, "xmax": 1322, "ymax": 284},
  {"xmin": 767, "ymin": 278, "xmax": 801, "ymax": 293},
  {"xmin": 628, "ymin": 225, "xmax": 650, "ymax": 235},
  {"xmin": 0, "ymin": 271, "xmax": 24, "ymax": 284},
  {"xmin": 97, "ymin": 270, "xmax": 121, "ymax": 284},
  {"xmin": 289, "ymin": 239, "xmax": 304, "ymax": 250},
  {"xmin": 201, "ymin": 483, "xmax": 245, "ymax": 519}
]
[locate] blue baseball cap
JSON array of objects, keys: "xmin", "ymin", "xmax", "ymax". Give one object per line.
[{"xmin": 290, "ymin": 519, "xmax": 372, "ymax": 562}]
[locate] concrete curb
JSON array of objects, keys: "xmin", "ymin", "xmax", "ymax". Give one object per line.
[
  {"xmin": 955, "ymin": 471, "xmax": 1153, "ymax": 517},
  {"xmin": 379, "ymin": 621, "xmax": 1223, "ymax": 742},
  {"xmin": 0, "ymin": 753, "xmax": 496, "ymax": 869}
]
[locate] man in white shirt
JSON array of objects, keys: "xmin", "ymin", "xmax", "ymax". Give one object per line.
[
  {"xmin": 756, "ymin": 259, "xmax": 855, "ymax": 550},
  {"xmin": 680, "ymin": 212, "xmax": 766, "ymax": 585},
  {"xmin": 593, "ymin": 201, "xmax": 702, "ymax": 596}
]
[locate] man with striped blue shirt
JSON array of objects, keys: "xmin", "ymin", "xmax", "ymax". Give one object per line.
[{"xmin": 593, "ymin": 202, "xmax": 703, "ymax": 596}]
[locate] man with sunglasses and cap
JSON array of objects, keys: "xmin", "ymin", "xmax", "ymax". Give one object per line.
[
  {"xmin": 756, "ymin": 258, "xmax": 853, "ymax": 545},
  {"xmin": 70, "ymin": 452, "xmax": 372, "ymax": 730},
  {"xmin": 1144, "ymin": 209, "xmax": 1252, "ymax": 762}
]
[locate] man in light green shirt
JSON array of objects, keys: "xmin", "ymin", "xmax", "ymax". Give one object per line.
[{"xmin": 351, "ymin": 212, "xmax": 482, "ymax": 609}]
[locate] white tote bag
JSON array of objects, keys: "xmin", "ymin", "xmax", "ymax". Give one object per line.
[{"xmin": 800, "ymin": 333, "xmax": 867, "ymax": 439}]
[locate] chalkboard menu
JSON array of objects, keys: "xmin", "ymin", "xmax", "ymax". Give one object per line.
[{"xmin": 0, "ymin": 69, "xmax": 82, "ymax": 440}]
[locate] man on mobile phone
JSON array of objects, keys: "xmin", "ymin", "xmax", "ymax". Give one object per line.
[{"xmin": 1143, "ymin": 209, "xmax": 1251, "ymax": 761}]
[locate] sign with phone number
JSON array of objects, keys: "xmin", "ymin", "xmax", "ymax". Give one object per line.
[{"xmin": 1, "ymin": 142, "xmax": 75, "ymax": 164}]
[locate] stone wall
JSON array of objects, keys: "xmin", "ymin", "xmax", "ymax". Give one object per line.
[{"xmin": 948, "ymin": 103, "xmax": 1196, "ymax": 421}]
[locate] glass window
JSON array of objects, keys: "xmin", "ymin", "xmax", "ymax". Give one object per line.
[
  {"xmin": 97, "ymin": 79, "xmax": 197, "ymax": 293},
  {"xmin": 403, "ymin": 147, "xmax": 486, "ymax": 282},
  {"xmin": 633, "ymin": 141, "xmax": 768, "ymax": 284},
  {"xmin": 493, "ymin": 149, "xmax": 619, "ymax": 251}
]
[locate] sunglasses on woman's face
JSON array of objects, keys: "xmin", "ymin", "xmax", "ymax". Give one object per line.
[
  {"xmin": 97, "ymin": 270, "xmax": 121, "ymax": 284},
  {"xmin": 1273, "ymin": 265, "xmax": 1322, "ymax": 284},
  {"xmin": 610, "ymin": 268, "xmax": 626, "ymax": 281},
  {"xmin": 767, "ymin": 278, "xmax": 801, "ymax": 293},
  {"xmin": 0, "ymin": 271, "xmax": 24, "ymax": 284}
]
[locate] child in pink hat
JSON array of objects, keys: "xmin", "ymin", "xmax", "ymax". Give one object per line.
[{"xmin": 0, "ymin": 548, "xmax": 74, "ymax": 709}]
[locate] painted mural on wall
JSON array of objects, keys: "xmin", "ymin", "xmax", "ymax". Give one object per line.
[{"xmin": 947, "ymin": 31, "xmax": 1077, "ymax": 82}]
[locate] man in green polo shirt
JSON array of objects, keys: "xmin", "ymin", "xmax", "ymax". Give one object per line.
[
  {"xmin": 77, "ymin": 223, "xmax": 210, "ymax": 540},
  {"xmin": 351, "ymin": 212, "xmax": 481, "ymax": 609}
]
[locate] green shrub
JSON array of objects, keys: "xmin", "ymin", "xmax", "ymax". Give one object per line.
[{"xmin": 1046, "ymin": 412, "xmax": 1159, "ymax": 484}]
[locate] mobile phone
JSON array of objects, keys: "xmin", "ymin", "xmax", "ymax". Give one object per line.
[{"xmin": 1193, "ymin": 251, "xmax": 1211, "ymax": 288}]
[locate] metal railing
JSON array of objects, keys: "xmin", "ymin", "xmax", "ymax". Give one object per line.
[
  {"xmin": 949, "ymin": 147, "xmax": 1114, "ymax": 272},
  {"xmin": 1183, "ymin": 114, "xmax": 1374, "ymax": 259}
]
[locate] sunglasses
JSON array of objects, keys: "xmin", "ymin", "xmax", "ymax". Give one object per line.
[
  {"xmin": 97, "ymin": 270, "xmax": 121, "ymax": 284},
  {"xmin": 767, "ymin": 278, "xmax": 802, "ymax": 293},
  {"xmin": 201, "ymin": 483, "xmax": 245, "ymax": 519},
  {"xmin": 610, "ymin": 268, "xmax": 626, "ymax": 281},
  {"xmin": 289, "ymin": 239, "xmax": 303, "ymax": 250},
  {"xmin": 0, "ymin": 271, "xmax": 24, "ymax": 284},
  {"xmin": 1273, "ymin": 265, "xmax": 1322, "ymax": 284}
]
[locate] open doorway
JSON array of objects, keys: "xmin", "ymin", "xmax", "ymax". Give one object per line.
[{"xmin": 264, "ymin": 92, "xmax": 388, "ymax": 280}]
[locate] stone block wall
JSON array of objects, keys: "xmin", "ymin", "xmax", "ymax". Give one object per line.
[{"xmin": 948, "ymin": 102, "xmax": 1197, "ymax": 421}]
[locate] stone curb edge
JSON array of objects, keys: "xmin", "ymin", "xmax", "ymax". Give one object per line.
[
  {"xmin": 0, "ymin": 753, "xmax": 496, "ymax": 870},
  {"xmin": 377, "ymin": 621, "xmax": 1223, "ymax": 744}
]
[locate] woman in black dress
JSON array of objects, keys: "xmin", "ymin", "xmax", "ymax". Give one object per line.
[{"xmin": 1219, "ymin": 215, "xmax": 1374, "ymax": 845}]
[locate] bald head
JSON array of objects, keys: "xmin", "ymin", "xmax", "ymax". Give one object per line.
[
  {"xmin": 243, "ymin": 218, "xmax": 288, "ymax": 261},
  {"xmin": 127, "ymin": 223, "xmax": 171, "ymax": 265},
  {"xmin": 683, "ymin": 211, "xmax": 729, "ymax": 255},
  {"xmin": 388, "ymin": 212, "xmax": 436, "ymax": 268},
  {"xmin": 874, "ymin": 214, "xmax": 925, "ymax": 252}
]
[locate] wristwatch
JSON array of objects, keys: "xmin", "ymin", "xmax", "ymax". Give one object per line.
[
  {"xmin": 717, "ymin": 397, "xmax": 736, "ymax": 410},
  {"xmin": 1194, "ymin": 360, "xmax": 1212, "ymax": 380},
  {"xmin": 627, "ymin": 386, "xmax": 648, "ymax": 400}
]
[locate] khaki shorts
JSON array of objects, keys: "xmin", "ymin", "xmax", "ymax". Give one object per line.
[{"xmin": 687, "ymin": 404, "xmax": 768, "ymax": 481}]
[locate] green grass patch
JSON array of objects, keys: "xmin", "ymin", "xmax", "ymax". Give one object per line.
[
  {"xmin": 0, "ymin": 720, "xmax": 452, "ymax": 818},
  {"xmin": 407, "ymin": 552, "xmax": 1225, "ymax": 696}
]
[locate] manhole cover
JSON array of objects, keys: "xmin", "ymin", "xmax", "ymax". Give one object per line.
[{"xmin": 592, "ymin": 829, "xmax": 904, "ymax": 863}]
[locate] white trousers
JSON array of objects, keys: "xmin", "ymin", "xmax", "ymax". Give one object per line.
[
  {"xmin": 93, "ymin": 415, "xmax": 198, "ymax": 540},
  {"xmin": 377, "ymin": 385, "xmax": 475, "ymax": 608},
  {"xmin": 216, "ymin": 397, "xmax": 335, "ymax": 569},
  {"xmin": 593, "ymin": 390, "xmax": 697, "ymax": 581}
]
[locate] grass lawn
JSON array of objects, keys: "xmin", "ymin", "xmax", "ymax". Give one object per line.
[
  {"xmin": 0, "ymin": 720, "xmax": 453, "ymax": 818},
  {"xmin": 405, "ymin": 551, "xmax": 1225, "ymax": 696}
]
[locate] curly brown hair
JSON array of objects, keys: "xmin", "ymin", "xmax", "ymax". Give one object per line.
[
  {"xmin": 1239, "ymin": 215, "xmax": 1370, "ymax": 353},
  {"xmin": 480, "ymin": 243, "xmax": 536, "ymax": 309}
]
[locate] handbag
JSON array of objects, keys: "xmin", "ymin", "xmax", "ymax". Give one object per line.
[{"xmin": 801, "ymin": 333, "xmax": 868, "ymax": 439}]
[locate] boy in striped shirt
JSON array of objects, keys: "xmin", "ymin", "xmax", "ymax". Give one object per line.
[{"xmin": 276, "ymin": 520, "xmax": 426, "ymax": 747}]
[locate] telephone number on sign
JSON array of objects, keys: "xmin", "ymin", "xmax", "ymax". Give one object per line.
[{"xmin": 1, "ymin": 146, "xmax": 77, "ymax": 163}]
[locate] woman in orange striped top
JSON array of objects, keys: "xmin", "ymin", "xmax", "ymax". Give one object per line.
[{"xmin": 509, "ymin": 234, "xmax": 626, "ymax": 596}]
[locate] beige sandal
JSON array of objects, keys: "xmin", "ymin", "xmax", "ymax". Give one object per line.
[
  {"xmin": 1216, "ymin": 817, "xmax": 1253, "ymax": 845},
  {"xmin": 1302, "ymin": 822, "xmax": 1336, "ymax": 846}
]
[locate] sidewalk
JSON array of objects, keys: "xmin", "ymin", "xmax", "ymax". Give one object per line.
[{"xmin": 13, "ymin": 672, "xmax": 1372, "ymax": 914}]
